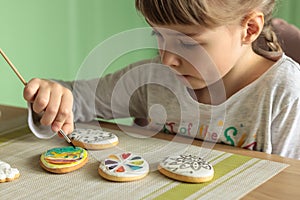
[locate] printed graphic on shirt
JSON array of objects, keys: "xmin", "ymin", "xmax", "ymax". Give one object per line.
[{"xmin": 156, "ymin": 120, "xmax": 257, "ymax": 150}]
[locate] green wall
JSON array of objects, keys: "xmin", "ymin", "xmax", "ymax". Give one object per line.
[
  {"xmin": 0, "ymin": 0, "xmax": 299, "ymax": 108},
  {"xmin": 0, "ymin": 0, "xmax": 152, "ymax": 107},
  {"xmin": 276, "ymin": 0, "xmax": 300, "ymax": 27}
]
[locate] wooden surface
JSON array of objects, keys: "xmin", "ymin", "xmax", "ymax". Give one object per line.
[{"xmin": 1, "ymin": 105, "xmax": 299, "ymax": 199}]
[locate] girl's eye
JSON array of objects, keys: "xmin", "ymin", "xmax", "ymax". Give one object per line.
[{"xmin": 180, "ymin": 40, "xmax": 200, "ymax": 48}]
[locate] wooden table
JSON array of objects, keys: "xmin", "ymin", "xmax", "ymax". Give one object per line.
[{"xmin": 1, "ymin": 105, "xmax": 299, "ymax": 199}]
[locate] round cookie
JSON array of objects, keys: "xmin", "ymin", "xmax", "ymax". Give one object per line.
[
  {"xmin": 98, "ymin": 152, "xmax": 149, "ymax": 182},
  {"xmin": 158, "ymin": 154, "xmax": 214, "ymax": 183},
  {"xmin": 40, "ymin": 146, "xmax": 88, "ymax": 174},
  {"xmin": 69, "ymin": 128, "xmax": 119, "ymax": 150},
  {"xmin": 0, "ymin": 160, "xmax": 20, "ymax": 183}
]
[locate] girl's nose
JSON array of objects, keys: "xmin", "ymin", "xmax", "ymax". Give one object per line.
[{"xmin": 160, "ymin": 49, "xmax": 180, "ymax": 68}]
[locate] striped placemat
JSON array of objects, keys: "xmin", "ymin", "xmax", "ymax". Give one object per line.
[{"xmin": 0, "ymin": 125, "xmax": 288, "ymax": 200}]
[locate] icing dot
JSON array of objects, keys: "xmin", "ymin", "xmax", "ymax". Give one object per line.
[
  {"xmin": 116, "ymin": 166, "xmax": 125, "ymax": 172},
  {"xmin": 108, "ymin": 165, "xmax": 118, "ymax": 170},
  {"xmin": 192, "ymin": 162, "xmax": 200, "ymax": 170},
  {"xmin": 129, "ymin": 160, "xmax": 144, "ymax": 165},
  {"xmin": 121, "ymin": 153, "xmax": 131, "ymax": 160},
  {"xmin": 131, "ymin": 156, "xmax": 142, "ymax": 160},
  {"xmin": 108, "ymin": 155, "xmax": 120, "ymax": 161},
  {"xmin": 105, "ymin": 160, "xmax": 118, "ymax": 165},
  {"xmin": 127, "ymin": 165, "xmax": 142, "ymax": 170}
]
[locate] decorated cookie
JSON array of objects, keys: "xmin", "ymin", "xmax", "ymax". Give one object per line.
[
  {"xmin": 0, "ymin": 160, "xmax": 20, "ymax": 183},
  {"xmin": 40, "ymin": 146, "xmax": 88, "ymax": 174},
  {"xmin": 158, "ymin": 154, "xmax": 214, "ymax": 183},
  {"xmin": 69, "ymin": 128, "xmax": 119, "ymax": 150},
  {"xmin": 98, "ymin": 152, "xmax": 149, "ymax": 182}
]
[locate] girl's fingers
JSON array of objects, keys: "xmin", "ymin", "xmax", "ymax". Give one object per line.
[
  {"xmin": 51, "ymin": 90, "xmax": 74, "ymax": 133},
  {"xmin": 32, "ymin": 87, "xmax": 51, "ymax": 114},
  {"xmin": 24, "ymin": 78, "xmax": 74, "ymax": 134},
  {"xmin": 55, "ymin": 112, "xmax": 74, "ymax": 135},
  {"xmin": 40, "ymin": 89, "xmax": 62, "ymax": 127},
  {"xmin": 23, "ymin": 78, "xmax": 42, "ymax": 102}
]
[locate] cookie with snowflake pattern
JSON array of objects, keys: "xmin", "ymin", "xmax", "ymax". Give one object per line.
[
  {"xmin": 98, "ymin": 152, "xmax": 149, "ymax": 182},
  {"xmin": 158, "ymin": 154, "xmax": 214, "ymax": 183},
  {"xmin": 69, "ymin": 128, "xmax": 119, "ymax": 150}
]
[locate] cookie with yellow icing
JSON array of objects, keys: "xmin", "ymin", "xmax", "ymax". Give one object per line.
[
  {"xmin": 40, "ymin": 146, "xmax": 88, "ymax": 174},
  {"xmin": 98, "ymin": 152, "xmax": 149, "ymax": 182},
  {"xmin": 158, "ymin": 154, "xmax": 214, "ymax": 183},
  {"xmin": 0, "ymin": 160, "xmax": 20, "ymax": 183},
  {"xmin": 69, "ymin": 128, "xmax": 118, "ymax": 150}
]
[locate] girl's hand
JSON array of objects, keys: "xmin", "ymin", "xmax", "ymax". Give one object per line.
[{"xmin": 23, "ymin": 78, "xmax": 74, "ymax": 134}]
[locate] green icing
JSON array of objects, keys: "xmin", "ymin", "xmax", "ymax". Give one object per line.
[{"xmin": 45, "ymin": 146, "xmax": 83, "ymax": 156}]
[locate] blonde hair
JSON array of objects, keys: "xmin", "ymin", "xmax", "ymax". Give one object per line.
[{"xmin": 135, "ymin": 0, "xmax": 282, "ymax": 53}]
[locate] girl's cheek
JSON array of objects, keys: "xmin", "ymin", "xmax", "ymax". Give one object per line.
[{"xmin": 158, "ymin": 49, "xmax": 164, "ymax": 56}]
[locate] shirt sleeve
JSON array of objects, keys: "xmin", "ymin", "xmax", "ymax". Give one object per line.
[
  {"xmin": 57, "ymin": 59, "xmax": 155, "ymax": 122},
  {"xmin": 271, "ymin": 98, "xmax": 300, "ymax": 160}
]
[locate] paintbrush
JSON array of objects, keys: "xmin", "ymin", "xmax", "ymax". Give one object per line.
[{"xmin": 0, "ymin": 48, "xmax": 76, "ymax": 148}]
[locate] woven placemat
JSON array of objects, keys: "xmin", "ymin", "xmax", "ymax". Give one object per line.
[{"xmin": 0, "ymin": 124, "xmax": 288, "ymax": 199}]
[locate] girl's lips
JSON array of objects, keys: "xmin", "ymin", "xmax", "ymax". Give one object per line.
[
  {"xmin": 175, "ymin": 74, "xmax": 193, "ymax": 85},
  {"xmin": 176, "ymin": 74, "xmax": 191, "ymax": 79}
]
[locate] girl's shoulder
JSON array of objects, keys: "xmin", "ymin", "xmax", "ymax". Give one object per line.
[
  {"xmin": 225, "ymin": 54, "xmax": 300, "ymax": 114},
  {"xmin": 231, "ymin": 54, "xmax": 300, "ymax": 104},
  {"xmin": 266, "ymin": 54, "xmax": 300, "ymax": 85},
  {"xmin": 258, "ymin": 54, "xmax": 300, "ymax": 101}
]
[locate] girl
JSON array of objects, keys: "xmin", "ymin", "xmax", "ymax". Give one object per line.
[{"xmin": 23, "ymin": 0, "xmax": 300, "ymax": 159}]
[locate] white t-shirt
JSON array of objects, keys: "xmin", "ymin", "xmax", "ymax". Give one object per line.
[{"xmin": 59, "ymin": 54, "xmax": 300, "ymax": 160}]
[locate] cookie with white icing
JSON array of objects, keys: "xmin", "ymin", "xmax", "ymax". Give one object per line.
[
  {"xmin": 0, "ymin": 160, "xmax": 20, "ymax": 183},
  {"xmin": 158, "ymin": 154, "xmax": 214, "ymax": 183},
  {"xmin": 69, "ymin": 128, "xmax": 119, "ymax": 150},
  {"xmin": 40, "ymin": 146, "xmax": 88, "ymax": 174},
  {"xmin": 98, "ymin": 152, "xmax": 149, "ymax": 182}
]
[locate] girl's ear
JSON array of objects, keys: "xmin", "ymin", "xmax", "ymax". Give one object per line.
[{"xmin": 241, "ymin": 12, "xmax": 264, "ymax": 44}]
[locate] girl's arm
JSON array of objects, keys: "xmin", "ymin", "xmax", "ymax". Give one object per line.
[{"xmin": 23, "ymin": 58, "xmax": 156, "ymax": 134}]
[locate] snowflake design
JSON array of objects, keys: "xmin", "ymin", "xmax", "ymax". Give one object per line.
[
  {"xmin": 164, "ymin": 155, "xmax": 212, "ymax": 173},
  {"xmin": 69, "ymin": 129, "xmax": 116, "ymax": 144}
]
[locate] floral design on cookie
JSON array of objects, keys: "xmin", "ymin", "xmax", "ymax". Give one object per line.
[
  {"xmin": 158, "ymin": 154, "xmax": 214, "ymax": 183},
  {"xmin": 98, "ymin": 152, "xmax": 149, "ymax": 182},
  {"xmin": 69, "ymin": 128, "xmax": 118, "ymax": 149},
  {"xmin": 0, "ymin": 161, "xmax": 20, "ymax": 183},
  {"xmin": 105, "ymin": 153, "xmax": 145, "ymax": 172},
  {"xmin": 164, "ymin": 154, "xmax": 212, "ymax": 173}
]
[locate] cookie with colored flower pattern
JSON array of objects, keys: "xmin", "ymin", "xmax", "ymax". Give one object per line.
[
  {"xmin": 98, "ymin": 152, "xmax": 149, "ymax": 182},
  {"xmin": 158, "ymin": 154, "xmax": 214, "ymax": 183},
  {"xmin": 69, "ymin": 128, "xmax": 119, "ymax": 150},
  {"xmin": 40, "ymin": 146, "xmax": 88, "ymax": 174}
]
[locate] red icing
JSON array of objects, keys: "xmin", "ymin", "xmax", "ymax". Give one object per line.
[
  {"xmin": 116, "ymin": 166, "xmax": 125, "ymax": 172},
  {"xmin": 121, "ymin": 153, "xmax": 131, "ymax": 160},
  {"xmin": 46, "ymin": 159, "xmax": 79, "ymax": 164},
  {"xmin": 104, "ymin": 153, "xmax": 146, "ymax": 173}
]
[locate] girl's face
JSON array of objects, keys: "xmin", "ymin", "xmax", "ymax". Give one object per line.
[{"xmin": 150, "ymin": 23, "xmax": 245, "ymax": 89}]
